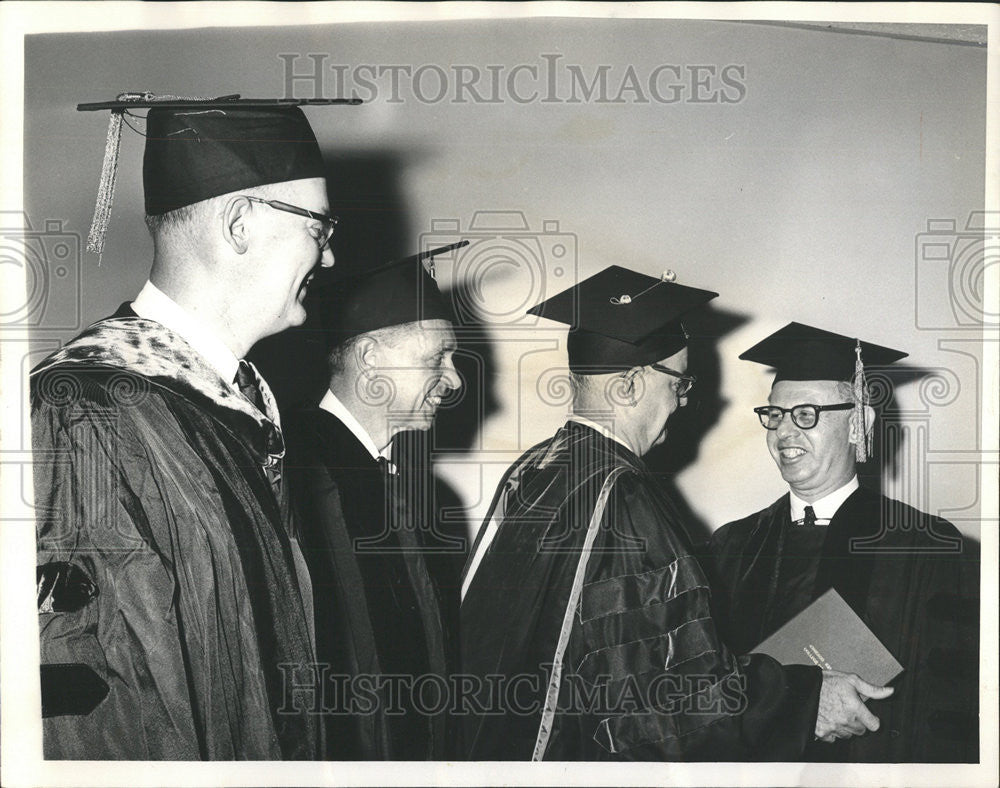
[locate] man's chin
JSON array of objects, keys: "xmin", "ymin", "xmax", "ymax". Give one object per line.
[
  {"xmin": 778, "ymin": 465, "xmax": 814, "ymax": 487},
  {"xmin": 286, "ymin": 303, "xmax": 308, "ymax": 327},
  {"xmin": 414, "ymin": 408, "xmax": 438, "ymax": 431}
]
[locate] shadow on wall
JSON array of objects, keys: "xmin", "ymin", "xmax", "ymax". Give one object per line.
[
  {"xmin": 643, "ymin": 306, "xmax": 748, "ymax": 544},
  {"xmin": 862, "ymin": 364, "xmax": 937, "ymax": 501},
  {"xmin": 432, "ymin": 279, "xmax": 502, "ymax": 454},
  {"xmin": 408, "ymin": 279, "xmax": 505, "ymax": 631},
  {"xmin": 249, "ymin": 147, "xmax": 491, "ymax": 637},
  {"xmin": 250, "ymin": 149, "xmax": 417, "ymax": 413}
]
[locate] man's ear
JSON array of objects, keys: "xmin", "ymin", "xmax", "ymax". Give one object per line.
[
  {"xmin": 619, "ymin": 367, "xmax": 644, "ymax": 406},
  {"xmin": 221, "ymin": 196, "xmax": 252, "ymax": 255},
  {"xmin": 354, "ymin": 335, "xmax": 379, "ymax": 375}
]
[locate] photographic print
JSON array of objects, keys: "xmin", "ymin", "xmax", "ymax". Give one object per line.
[{"xmin": 1, "ymin": 3, "xmax": 996, "ymax": 787}]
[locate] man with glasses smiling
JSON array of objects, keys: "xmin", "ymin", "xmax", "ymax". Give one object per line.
[
  {"xmin": 31, "ymin": 96, "xmax": 346, "ymax": 759},
  {"xmin": 705, "ymin": 322, "xmax": 979, "ymax": 762},
  {"xmin": 460, "ymin": 269, "xmax": 870, "ymax": 761}
]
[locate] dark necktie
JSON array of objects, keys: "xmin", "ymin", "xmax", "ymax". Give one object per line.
[
  {"xmin": 802, "ymin": 505, "xmax": 818, "ymax": 527},
  {"xmin": 235, "ymin": 359, "xmax": 265, "ymax": 413},
  {"xmin": 235, "ymin": 360, "xmax": 283, "ymax": 494}
]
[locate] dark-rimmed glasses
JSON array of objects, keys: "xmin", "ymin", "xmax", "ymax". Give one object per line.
[
  {"xmin": 243, "ymin": 196, "xmax": 339, "ymax": 250},
  {"xmin": 650, "ymin": 364, "xmax": 696, "ymax": 397},
  {"xmin": 754, "ymin": 403, "xmax": 853, "ymax": 430}
]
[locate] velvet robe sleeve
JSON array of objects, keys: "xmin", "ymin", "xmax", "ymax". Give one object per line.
[
  {"xmin": 547, "ymin": 475, "xmax": 822, "ymax": 761},
  {"xmin": 35, "ymin": 385, "xmax": 206, "ymax": 759},
  {"xmin": 33, "ymin": 373, "xmax": 283, "ymax": 760}
]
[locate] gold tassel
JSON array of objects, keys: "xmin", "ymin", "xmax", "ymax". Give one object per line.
[
  {"xmin": 85, "ymin": 91, "xmax": 231, "ymax": 259},
  {"xmin": 86, "ymin": 91, "xmax": 159, "ymax": 258},
  {"xmin": 852, "ymin": 339, "xmax": 870, "ymax": 462},
  {"xmin": 86, "ymin": 108, "xmax": 124, "ymax": 259}
]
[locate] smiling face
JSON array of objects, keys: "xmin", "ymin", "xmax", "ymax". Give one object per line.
[
  {"xmin": 766, "ymin": 379, "xmax": 857, "ymax": 502},
  {"xmin": 380, "ymin": 320, "xmax": 461, "ymax": 434},
  {"xmin": 250, "ymin": 177, "xmax": 335, "ymax": 336}
]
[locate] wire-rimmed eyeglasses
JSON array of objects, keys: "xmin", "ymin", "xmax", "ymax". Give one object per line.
[
  {"xmin": 754, "ymin": 402, "xmax": 853, "ymax": 430},
  {"xmin": 650, "ymin": 364, "xmax": 696, "ymax": 397},
  {"xmin": 243, "ymin": 196, "xmax": 339, "ymax": 251}
]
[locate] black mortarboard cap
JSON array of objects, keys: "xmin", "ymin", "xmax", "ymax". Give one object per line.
[
  {"xmin": 316, "ymin": 241, "xmax": 466, "ymax": 344},
  {"xmin": 739, "ymin": 322, "xmax": 907, "ymax": 382},
  {"xmin": 142, "ymin": 106, "xmax": 325, "ymax": 216},
  {"xmin": 78, "ymin": 93, "xmax": 361, "ymax": 254},
  {"xmin": 527, "ymin": 265, "xmax": 719, "ymax": 374}
]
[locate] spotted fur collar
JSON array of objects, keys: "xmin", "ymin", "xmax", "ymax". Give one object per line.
[{"xmin": 32, "ymin": 316, "xmax": 283, "ymax": 466}]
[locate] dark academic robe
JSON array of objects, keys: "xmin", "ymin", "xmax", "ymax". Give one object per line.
[
  {"xmin": 705, "ymin": 487, "xmax": 980, "ymax": 762},
  {"xmin": 32, "ymin": 310, "xmax": 320, "ymax": 760},
  {"xmin": 461, "ymin": 421, "xmax": 822, "ymax": 761},
  {"xmin": 284, "ymin": 407, "xmax": 450, "ymax": 760}
]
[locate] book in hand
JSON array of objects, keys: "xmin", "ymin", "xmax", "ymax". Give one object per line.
[{"xmin": 751, "ymin": 588, "xmax": 904, "ymax": 686}]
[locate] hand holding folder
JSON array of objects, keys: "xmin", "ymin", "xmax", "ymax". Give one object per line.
[
  {"xmin": 752, "ymin": 588, "xmax": 903, "ymax": 685},
  {"xmin": 752, "ymin": 589, "xmax": 902, "ymax": 741}
]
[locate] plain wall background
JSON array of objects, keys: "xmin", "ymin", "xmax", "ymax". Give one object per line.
[{"xmin": 22, "ymin": 19, "xmax": 988, "ymax": 544}]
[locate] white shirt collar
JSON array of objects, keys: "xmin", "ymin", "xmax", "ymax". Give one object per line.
[
  {"xmin": 318, "ymin": 389, "xmax": 394, "ymax": 465},
  {"xmin": 789, "ymin": 476, "xmax": 859, "ymax": 523},
  {"xmin": 131, "ymin": 280, "xmax": 240, "ymax": 389},
  {"xmin": 568, "ymin": 414, "xmax": 635, "ymax": 454}
]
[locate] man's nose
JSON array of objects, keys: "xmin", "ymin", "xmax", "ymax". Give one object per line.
[
  {"xmin": 442, "ymin": 361, "xmax": 461, "ymax": 392},
  {"xmin": 320, "ymin": 245, "xmax": 335, "ymax": 268},
  {"xmin": 774, "ymin": 412, "xmax": 799, "ymax": 438}
]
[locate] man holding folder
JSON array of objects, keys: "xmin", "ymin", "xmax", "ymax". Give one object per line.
[{"xmin": 705, "ymin": 323, "xmax": 979, "ymax": 762}]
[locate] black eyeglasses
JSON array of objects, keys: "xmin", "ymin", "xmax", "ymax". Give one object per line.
[
  {"xmin": 650, "ymin": 364, "xmax": 696, "ymax": 397},
  {"xmin": 754, "ymin": 402, "xmax": 853, "ymax": 430},
  {"xmin": 243, "ymin": 196, "xmax": 339, "ymax": 251}
]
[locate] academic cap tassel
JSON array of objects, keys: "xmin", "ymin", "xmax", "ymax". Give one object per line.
[
  {"xmin": 85, "ymin": 91, "xmax": 214, "ymax": 259},
  {"xmin": 86, "ymin": 106, "xmax": 125, "ymax": 258},
  {"xmin": 852, "ymin": 339, "xmax": 871, "ymax": 463},
  {"xmin": 85, "ymin": 91, "xmax": 161, "ymax": 258}
]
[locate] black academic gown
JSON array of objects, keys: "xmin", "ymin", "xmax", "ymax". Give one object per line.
[
  {"xmin": 32, "ymin": 309, "xmax": 319, "ymax": 759},
  {"xmin": 284, "ymin": 407, "xmax": 450, "ymax": 760},
  {"xmin": 461, "ymin": 421, "xmax": 822, "ymax": 761},
  {"xmin": 705, "ymin": 486, "xmax": 980, "ymax": 762}
]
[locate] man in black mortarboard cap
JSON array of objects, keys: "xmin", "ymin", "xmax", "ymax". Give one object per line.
[
  {"xmin": 704, "ymin": 322, "xmax": 979, "ymax": 762},
  {"xmin": 460, "ymin": 268, "xmax": 871, "ymax": 761},
  {"xmin": 31, "ymin": 94, "xmax": 352, "ymax": 760},
  {"xmin": 282, "ymin": 244, "xmax": 463, "ymax": 760}
]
